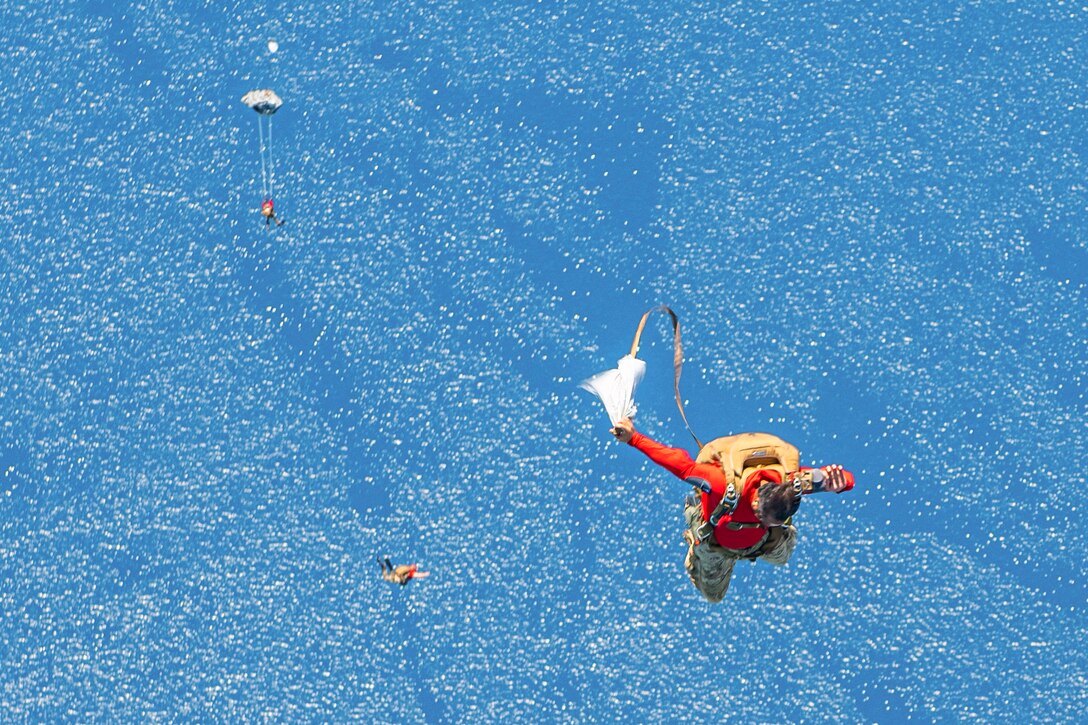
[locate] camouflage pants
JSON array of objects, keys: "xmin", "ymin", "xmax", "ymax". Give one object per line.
[{"xmin": 683, "ymin": 497, "xmax": 797, "ymax": 603}]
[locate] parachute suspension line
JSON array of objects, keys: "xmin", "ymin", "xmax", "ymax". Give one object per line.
[
  {"xmin": 629, "ymin": 305, "xmax": 703, "ymax": 450},
  {"xmin": 266, "ymin": 114, "xmax": 274, "ymax": 200},
  {"xmin": 256, "ymin": 113, "xmax": 269, "ymax": 199}
]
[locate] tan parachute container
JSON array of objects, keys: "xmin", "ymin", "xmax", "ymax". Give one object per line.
[
  {"xmin": 690, "ymin": 433, "xmax": 802, "ymax": 544},
  {"xmin": 696, "ymin": 432, "xmax": 800, "ymax": 491}
]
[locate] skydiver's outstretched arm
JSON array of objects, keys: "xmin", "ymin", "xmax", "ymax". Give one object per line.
[
  {"xmin": 789, "ymin": 465, "xmax": 855, "ymax": 496},
  {"xmin": 612, "ymin": 418, "xmax": 717, "ymax": 484}
]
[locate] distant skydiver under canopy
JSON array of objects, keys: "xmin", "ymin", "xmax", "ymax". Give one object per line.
[
  {"xmin": 378, "ymin": 557, "xmax": 429, "ymax": 587},
  {"xmin": 241, "ymin": 89, "xmax": 285, "ymax": 227},
  {"xmin": 582, "ymin": 306, "xmax": 856, "ymax": 602},
  {"xmin": 261, "ymin": 198, "xmax": 284, "ymax": 227}
]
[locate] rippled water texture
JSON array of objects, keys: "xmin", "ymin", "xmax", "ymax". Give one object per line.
[{"xmin": 1, "ymin": 2, "xmax": 1085, "ymax": 721}]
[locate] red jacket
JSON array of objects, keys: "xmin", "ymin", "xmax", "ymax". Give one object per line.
[{"xmin": 628, "ymin": 431, "xmax": 852, "ymax": 549}]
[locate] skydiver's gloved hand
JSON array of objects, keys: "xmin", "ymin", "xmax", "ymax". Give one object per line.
[{"xmin": 611, "ymin": 417, "xmax": 635, "ymax": 444}]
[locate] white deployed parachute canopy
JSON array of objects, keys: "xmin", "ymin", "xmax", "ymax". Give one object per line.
[
  {"xmin": 241, "ymin": 89, "xmax": 283, "ymax": 115},
  {"xmin": 579, "ymin": 355, "xmax": 646, "ymax": 426},
  {"xmin": 241, "ymin": 89, "xmax": 283, "ymax": 202}
]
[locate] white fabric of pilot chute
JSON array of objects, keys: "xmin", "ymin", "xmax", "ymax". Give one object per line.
[{"xmin": 579, "ymin": 355, "xmax": 647, "ymax": 425}]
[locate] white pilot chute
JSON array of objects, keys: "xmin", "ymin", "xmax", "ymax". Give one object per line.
[
  {"xmin": 580, "ymin": 305, "xmax": 703, "ymax": 448},
  {"xmin": 579, "ymin": 355, "xmax": 646, "ymax": 426}
]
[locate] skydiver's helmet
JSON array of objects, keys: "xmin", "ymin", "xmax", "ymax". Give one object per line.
[{"xmin": 261, "ymin": 199, "xmax": 274, "ymax": 217}]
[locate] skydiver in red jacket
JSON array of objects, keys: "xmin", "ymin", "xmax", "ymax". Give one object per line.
[
  {"xmin": 261, "ymin": 198, "xmax": 285, "ymax": 227},
  {"xmin": 611, "ymin": 418, "xmax": 853, "ymax": 602},
  {"xmin": 378, "ymin": 557, "xmax": 430, "ymax": 587}
]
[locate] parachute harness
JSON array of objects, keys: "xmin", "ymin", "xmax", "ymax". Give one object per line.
[{"xmin": 696, "ymin": 481, "xmax": 739, "ymax": 543}]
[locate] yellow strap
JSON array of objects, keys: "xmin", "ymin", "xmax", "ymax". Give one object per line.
[{"xmin": 629, "ymin": 305, "xmax": 703, "ymax": 450}]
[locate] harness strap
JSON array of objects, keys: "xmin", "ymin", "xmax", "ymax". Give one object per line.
[
  {"xmin": 696, "ymin": 480, "xmax": 742, "ymax": 542},
  {"xmin": 722, "ymin": 521, "xmax": 765, "ymax": 531},
  {"xmin": 629, "ymin": 305, "xmax": 702, "ymax": 449}
]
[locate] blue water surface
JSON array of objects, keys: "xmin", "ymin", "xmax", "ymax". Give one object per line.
[{"xmin": 1, "ymin": 1, "xmax": 1086, "ymax": 722}]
